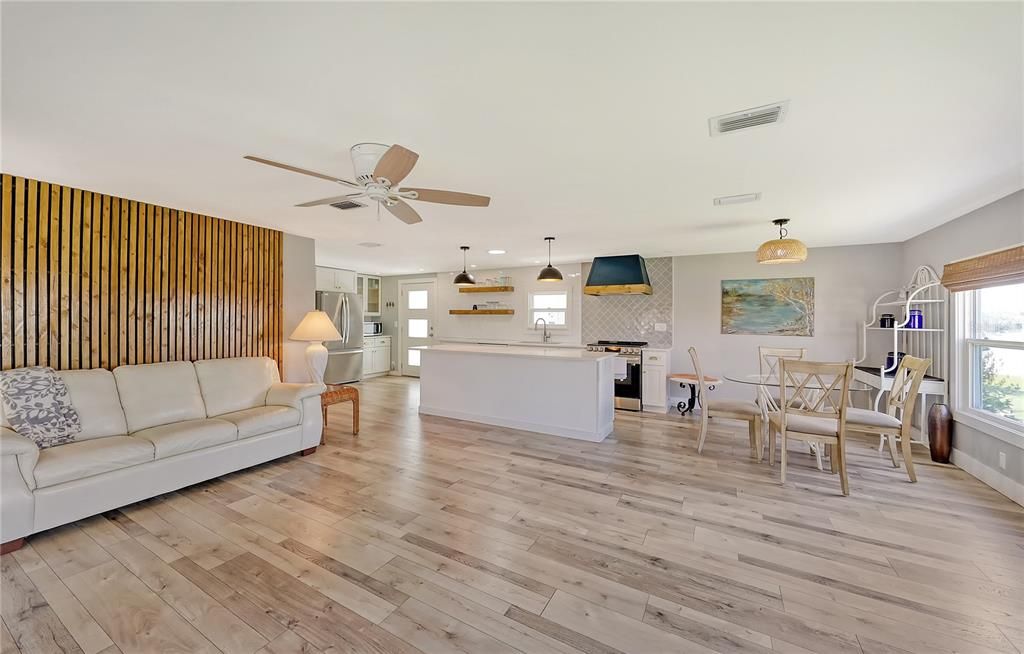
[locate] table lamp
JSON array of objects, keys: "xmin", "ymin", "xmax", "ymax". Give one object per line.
[{"xmin": 289, "ymin": 310, "xmax": 343, "ymax": 384}]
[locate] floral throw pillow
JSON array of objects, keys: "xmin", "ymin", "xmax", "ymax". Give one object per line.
[{"xmin": 0, "ymin": 367, "xmax": 81, "ymax": 449}]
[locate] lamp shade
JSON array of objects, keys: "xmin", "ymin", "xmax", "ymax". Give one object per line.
[
  {"xmin": 757, "ymin": 219, "xmax": 808, "ymax": 264},
  {"xmin": 537, "ymin": 265, "xmax": 563, "ymax": 282},
  {"xmin": 289, "ymin": 310, "xmax": 342, "ymax": 342},
  {"xmin": 756, "ymin": 238, "xmax": 808, "ymax": 264},
  {"xmin": 453, "ymin": 271, "xmax": 476, "ymax": 286}
]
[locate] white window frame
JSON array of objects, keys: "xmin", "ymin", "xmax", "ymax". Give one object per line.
[
  {"xmin": 527, "ymin": 289, "xmax": 571, "ymax": 330},
  {"xmin": 952, "ymin": 287, "xmax": 1024, "ymax": 447}
]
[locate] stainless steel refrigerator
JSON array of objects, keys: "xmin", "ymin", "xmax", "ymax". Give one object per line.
[{"xmin": 316, "ymin": 290, "xmax": 363, "ymax": 384}]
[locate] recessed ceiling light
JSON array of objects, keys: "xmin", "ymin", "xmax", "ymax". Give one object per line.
[
  {"xmin": 533, "ymin": 260, "xmax": 541, "ymax": 264},
  {"xmin": 470, "ymin": 264, "xmax": 477, "ymax": 268},
  {"xmin": 487, "ymin": 249, "xmax": 506, "ymax": 255},
  {"xmin": 357, "ymin": 241, "xmax": 383, "ymax": 248},
  {"xmin": 713, "ymin": 192, "xmax": 762, "ymax": 206}
]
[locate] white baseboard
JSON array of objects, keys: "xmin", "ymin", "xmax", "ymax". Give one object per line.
[
  {"xmin": 419, "ymin": 405, "xmax": 612, "ymax": 442},
  {"xmin": 951, "ymin": 448, "xmax": 1024, "ymax": 507}
]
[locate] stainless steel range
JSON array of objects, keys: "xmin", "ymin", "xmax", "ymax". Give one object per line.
[{"xmin": 586, "ymin": 340, "xmax": 647, "ymax": 411}]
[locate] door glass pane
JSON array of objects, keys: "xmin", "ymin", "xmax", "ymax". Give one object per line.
[
  {"xmin": 408, "ymin": 289, "xmax": 428, "ymax": 309},
  {"xmin": 407, "ymin": 349, "xmax": 421, "ymax": 367},
  {"xmin": 408, "ymin": 319, "xmax": 428, "ymax": 338},
  {"xmin": 532, "ymin": 292, "xmax": 567, "ymax": 309}
]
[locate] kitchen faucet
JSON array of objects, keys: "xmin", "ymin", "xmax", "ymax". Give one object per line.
[{"xmin": 534, "ymin": 318, "xmax": 551, "ymax": 343}]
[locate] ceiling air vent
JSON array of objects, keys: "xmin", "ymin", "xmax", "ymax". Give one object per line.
[
  {"xmin": 330, "ymin": 199, "xmax": 366, "ymax": 210},
  {"xmin": 709, "ymin": 101, "xmax": 788, "ymax": 136}
]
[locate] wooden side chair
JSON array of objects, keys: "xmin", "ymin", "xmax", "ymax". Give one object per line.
[
  {"xmin": 689, "ymin": 347, "xmax": 763, "ymax": 459},
  {"xmin": 846, "ymin": 355, "xmax": 931, "ymax": 482},
  {"xmin": 768, "ymin": 359, "xmax": 854, "ymax": 495},
  {"xmin": 757, "ymin": 346, "xmax": 806, "ymax": 407}
]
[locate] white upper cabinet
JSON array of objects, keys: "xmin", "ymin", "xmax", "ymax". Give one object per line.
[
  {"xmin": 357, "ymin": 274, "xmax": 382, "ymax": 316},
  {"xmin": 316, "ymin": 267, "xmax": 358, "ymax": 293}
]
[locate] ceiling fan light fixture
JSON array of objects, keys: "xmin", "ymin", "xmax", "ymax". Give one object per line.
[
  {"xmin": 454, "ymin": 246, "xmax": 476, "ymax": 286},
  {"xmin": 757, "ymin": 219, "xmax": 808, "ymax": 264},
  {"xmin": 537, "ymin": 237, "xmax": 564, "ymax": 282}
]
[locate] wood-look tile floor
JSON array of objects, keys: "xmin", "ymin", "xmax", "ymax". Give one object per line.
[{"xmin": 4, "ymin": 376, "xmax": 1023, "ymax": 654}]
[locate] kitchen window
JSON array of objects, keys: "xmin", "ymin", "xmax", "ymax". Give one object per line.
[
  {"xmin": 528, "ymin": 290, "xmax": 569, "ymax": 329},
  {"xmin": 954, "ymin": 281, "xmax": 1024, "ymax": 442}
]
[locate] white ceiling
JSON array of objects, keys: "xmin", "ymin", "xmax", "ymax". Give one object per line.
[{"xmin": 3, "ymin": 2, "xmax": 1021, "ymax": 275}]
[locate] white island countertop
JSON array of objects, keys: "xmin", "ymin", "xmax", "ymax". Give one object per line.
[
  {"xmin": 419, "ymin": 343, "xmax": 616, "ymax": 361},
  {"xmin": 436, "ymin": 337, "xmax": 587, "ymax": 350}
]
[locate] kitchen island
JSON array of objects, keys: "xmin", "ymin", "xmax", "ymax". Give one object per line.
[{"xmin": 418, "ymin": 343, "xmax": 617, "ymax": 441}]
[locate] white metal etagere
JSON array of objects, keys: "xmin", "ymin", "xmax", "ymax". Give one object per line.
[{"xmin": 856, "ymin": 265, "xmax": 948, "ymax": 446}]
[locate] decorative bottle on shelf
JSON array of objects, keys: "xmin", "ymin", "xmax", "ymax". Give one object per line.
[
  {"xmin": 908, "ymin": 309, "xmax": 924, "ymax": 329},
  {"xmin": 928, "ymin": 403, "xmax": 952, "ymax": 463}
]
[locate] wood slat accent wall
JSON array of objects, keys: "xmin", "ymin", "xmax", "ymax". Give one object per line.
[{"xmin": 1, "ymin": 173, "xmax": 283, "ymax": 371}]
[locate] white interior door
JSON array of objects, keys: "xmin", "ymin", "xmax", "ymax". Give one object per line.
[{"xmin": 399, "ymin": 280, "xmax": 436, "ymax": 377}]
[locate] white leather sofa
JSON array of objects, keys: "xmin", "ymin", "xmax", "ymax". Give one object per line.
[{"xmin": 0, "ymin": 357, "xmax": 324, "ymax": 551}]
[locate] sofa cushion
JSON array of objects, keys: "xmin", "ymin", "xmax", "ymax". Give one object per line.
[
  {"xmin": 114, "ymin": 361, "xmax": 206, "ymax": 432},
  {"xmin": 58, "ymin": 369, "xmax": 128, "ymax": 441},
  {"xmin": 133, "ymin": 418, "xmax": 237, "ymax": 458},
  {"xmin": 34, "ymin": 436, "xmax": 154, "ymax": 488},
  {"xmin": 194, "ymin": 357, "xmax": 281, "ymax": 417},
  {"xmin": 216, "ymin": 406, "xmax": 301, "ymax": 439}
]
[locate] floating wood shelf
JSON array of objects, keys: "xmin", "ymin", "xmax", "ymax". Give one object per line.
[
  {"xmin": 458, "ymin": 286, "xmax": 515, "ymax": 293},
  {"xmin": 449, "ymin": 309, "xmax": 515, "ymax": 315}
]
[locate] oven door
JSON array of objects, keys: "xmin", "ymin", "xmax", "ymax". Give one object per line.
[{"xmin": 614, "ymin": 356, "xmax": 642, "ymax": 411}]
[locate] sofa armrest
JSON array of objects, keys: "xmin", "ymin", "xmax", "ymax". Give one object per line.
[
  {"xmin": 266, "ymin": 382, "xmax": 326, "ymax": 411},
  {"xmin": 1, "ymin": 426, "xmax": 39, "ymax": 491}
]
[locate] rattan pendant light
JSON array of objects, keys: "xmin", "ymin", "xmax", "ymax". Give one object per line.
[
  {"xmin": 453, "ymin": 246, "xmax": 476, "ymax": 286},
  {"xmin": 757, "ymin": 219, "xmax": 807, "ymax": 264}
]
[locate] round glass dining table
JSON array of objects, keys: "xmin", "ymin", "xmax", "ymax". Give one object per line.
[{"xmin": 723, "ymin": 373, "xmax": 874, "ymax": 393}]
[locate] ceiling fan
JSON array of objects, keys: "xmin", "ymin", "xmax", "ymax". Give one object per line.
[{"xmin": 244, "ymin": 143, "xmax": 490, "ymax": 224}]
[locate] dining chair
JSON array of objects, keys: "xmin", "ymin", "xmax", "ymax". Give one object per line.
[
  {"xmin": 845, "ymin": 355, "xmax": 931, "ymax": 483},
  {"xmin": 689, "ymin": 347, "xmax": 762, "ymax": 460},
  {"xmin": 757, "ymin": 346, "xmax": 806, "ymax": 407},
  {"xmin": 768, "ymin": 359, "xmax": 854, "ymax": 495}
]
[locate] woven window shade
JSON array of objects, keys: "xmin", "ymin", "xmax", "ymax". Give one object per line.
[{"xmin": 941, "ymin": 244, "xmax": 1024, "ymax": 292}]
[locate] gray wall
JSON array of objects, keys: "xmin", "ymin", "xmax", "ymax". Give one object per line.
[
  {"xmin": 901, "ymin": 190, "xmax": 1024, "ymax": 493},
  {"xmin": 670, "ymin": 243, "xmax": 904, "ymax": 403},
  {"xmin": 581, "ymin": 257, "xmax": 673, "ymax": 348},
  {"xmin": 281, "ymin": 233, "xmax": 317, "ymax": 382}
]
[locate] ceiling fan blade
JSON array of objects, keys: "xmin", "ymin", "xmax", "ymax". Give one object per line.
[
  {"xmin": 385, "ymin": 199, "xmax": 423, "ymax": 225},
  {"xmin": 400, "ymin": 187, "xmax": 490, "ymax": 207},
  {"xmin": 372, "ymin": 145, "xmax": 419, "ymax": 185},
  {"xmin": 244, "ymin": 155, "xmax": 362, "ymax": 188},
  {"xmin": 294, "ymin": 193, "xmax": 366, "ymax": 208}
]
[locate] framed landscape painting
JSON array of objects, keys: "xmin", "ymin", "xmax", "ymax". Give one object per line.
[{"xmin": 721, "ymin": 277, "xmax": 815, "ymax": 336}]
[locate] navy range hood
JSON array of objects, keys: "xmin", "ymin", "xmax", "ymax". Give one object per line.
[{"xmin": 584, "ymin": 254, "xmax": 653, "ymax": 295}]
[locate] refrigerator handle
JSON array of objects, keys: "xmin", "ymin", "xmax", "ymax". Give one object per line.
[{"xmin": 342, "ymin": 295, "xmax": 349, "ymax": 344}]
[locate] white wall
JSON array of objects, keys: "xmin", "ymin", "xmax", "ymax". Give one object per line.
[
  {"xmin": 671, "ymin": 243, "xmax": 904, "ymax": 402},
  {"xmin": 901, "ymin": 190, "xmax": 1023, "ymax": 498},
  {"xmin": 281, "ymin": 233, "xmax": 317, "ymax": 382},
  {"xmin": 379, "ymin": 264, "xmax": 584, "ymax": 369},
  {"xmin": 434, "ymin": 263, "xmax": 583, "ymax": 345}
]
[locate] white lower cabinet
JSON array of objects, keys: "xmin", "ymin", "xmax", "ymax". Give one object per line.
[
  {"xmin": 362, "ymin": 336, "xmax": 392, "ymax": 377},
  {"xmin": 642, "ymin": 348, "xmax": 670, "ymax": 411}
]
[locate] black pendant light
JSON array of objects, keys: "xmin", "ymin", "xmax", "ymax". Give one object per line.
[
  {"xmin": 453, "ymin": 245, "xmax": 476, "ymax": 286},
  {"xmin": 537, "ymin": 237, "xmax": 563, "ymax": 282}
]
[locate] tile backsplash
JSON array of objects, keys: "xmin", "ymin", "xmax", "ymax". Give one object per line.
[{"xmin": 581, "ymin": 256, "xmax": 673, "ymax": 348}]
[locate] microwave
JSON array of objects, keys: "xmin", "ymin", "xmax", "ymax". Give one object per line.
[{"xmin": 363, "ymin": 321, "xmax": 384, "ymax": 336}]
